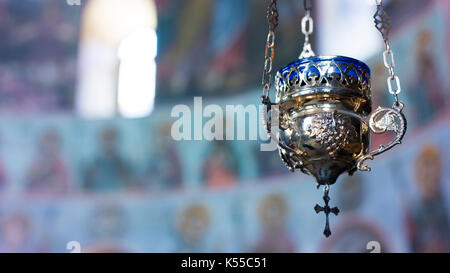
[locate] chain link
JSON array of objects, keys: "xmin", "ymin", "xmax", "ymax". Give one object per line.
[
  {"xmin": 374, "ymin": 0, "xmax": 401, "ymax": 105},
  {"xmin": 299, "ymin": 0, "xmax": 315, "ymax": 58},
  {"xmin": 262, "ymin": 0, "xmax": 279, "ymax": 99},
  {"xmin": 301, "ymin": 12, "xmax": 314, "ymax": 37}
]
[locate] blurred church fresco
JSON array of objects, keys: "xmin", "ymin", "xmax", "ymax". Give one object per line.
[{"xmin": 0, "ymin": 0, "xmax": 448, "ymax": 253}]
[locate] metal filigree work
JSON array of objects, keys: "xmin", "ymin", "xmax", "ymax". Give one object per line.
[
  {"xmin": 275, "ymin": 57, "xmax": 371, "ymax": 106},
  {"xmin": 373, "ymin": 4, "xmax": 391, "ymax": 41}
]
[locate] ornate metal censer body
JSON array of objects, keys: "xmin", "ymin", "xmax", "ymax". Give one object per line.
[
  {"xmin": 261, "ymin": 0, "xmax": 407, "ymax": 237},
  {"xmin": 275, "ymin": 56, "xmax": 373, "ymax": 185}
]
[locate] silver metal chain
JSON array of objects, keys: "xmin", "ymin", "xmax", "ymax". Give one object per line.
[
  {"xmin": 299, "ymin": 0, "xmax": 315, "ymax": 58},
  {"xmin": 356, "ymin": 0, "xmax": 408, "ymax": 171},
  {"xmin": 262, "ymin": 0, "xmax": 278, "ymax": 99},
  {"xmin": 374, "ymin": 0, "xmax": 402, "ymax": 107}
]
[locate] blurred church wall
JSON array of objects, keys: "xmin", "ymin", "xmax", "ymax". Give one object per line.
[{"xmin": 0, "ymin": 0, "xmax": 448, "ymax": 253}]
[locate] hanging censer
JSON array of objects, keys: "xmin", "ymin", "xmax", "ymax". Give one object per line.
[{"xmin": 261, "ymin": 0, "xmax": 406, "ymax": 237}]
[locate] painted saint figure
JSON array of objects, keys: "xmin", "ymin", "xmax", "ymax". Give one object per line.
[
  {"xmin": 0, "ymin": 212, "xmax": 33, "ymax": 253},
  {"xmin": 83, "ymin": 203, "xmax": 129, "ymax": 253},
  {"xmin": 409, "ymin": 30, "xmax": 445, "ymax": 125},
  {"xmin": 203, "ymin": 140, "xmax": 239, "ymax": 189},
  {"xmin": 407, "ymin": 145, "xmax": 450, "ymax": 252},
  {"xmin": 25, "ymin": 130, "xmax": 69, "ymax": 194},
  {"xmin": 252, "ymin": 194, "xmax": 295, "ymax": 253},
  {"xmin": 176, "ymin": 204, "xmax": 210, "ymax": 252},
  {"xmin": 83, "ymin": 128, "xmax": 135, "ymax": 192},
  {"xmin": 144, "ymin": 123, "xmax": 182, "ymax": 190}
]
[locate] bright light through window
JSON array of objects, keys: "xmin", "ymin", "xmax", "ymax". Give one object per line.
[{"xmin": 117, "ymin": 28, "xmax": 158, "ymax": 118}]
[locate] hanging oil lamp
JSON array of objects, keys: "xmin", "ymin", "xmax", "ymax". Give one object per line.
[{"xmin": 261, "ymin": 0, "xmax": 407, "ymax": 237}]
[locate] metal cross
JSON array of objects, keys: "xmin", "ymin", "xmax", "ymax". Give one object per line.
[{"xmin": 314, "ymin": 185, "xmax": 339, "ymax": 237}]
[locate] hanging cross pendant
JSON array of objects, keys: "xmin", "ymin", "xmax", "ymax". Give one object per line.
[{"xmin": 314, "ymin": 186, "xmax": 340, "ymax": 237}]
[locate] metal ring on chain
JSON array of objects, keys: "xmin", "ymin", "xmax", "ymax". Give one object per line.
[
  {"xmin": 301, "ymin": 13, "xmax": 313, "ymax": 36},
  {"xmin": 382, "ymin": 50, "xmax": 395, "ymax": 69},
  {"xmin": 387, "ymin": 75, "xmax": 401, "ymax": 95},
  {"xmin": 299, "ymin": 2, "xmax": 315, "ymax": 58}
]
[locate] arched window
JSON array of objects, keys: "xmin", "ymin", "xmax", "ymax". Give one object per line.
[
  {"xmin": 118, "ymin": 28, "xmax": 157, "ymax": 118},
  {"xmin": 76, "ymin": 0, "xmax": 157, "ymax": 118}
]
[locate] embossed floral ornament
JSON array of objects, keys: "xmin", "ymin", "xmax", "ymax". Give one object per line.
[{"xmin": 306, "ymin": 112, "xmax": 358, "ymax": 156}]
